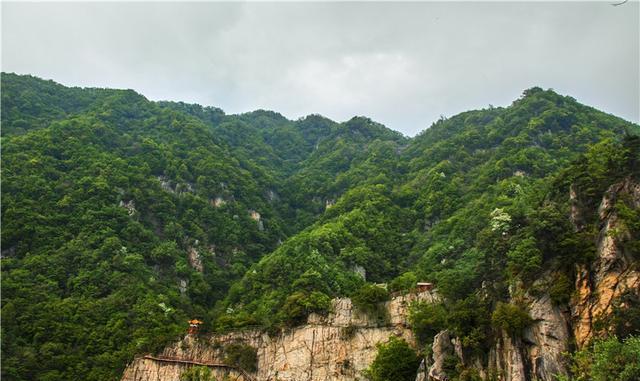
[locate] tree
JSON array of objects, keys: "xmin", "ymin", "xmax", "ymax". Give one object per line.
[
  {"xmin": 180, "ymin": 366, "xmax": 217, "ymax": 381},
  {"xmin": 560, "ymin": 336, "xmax": 640, "ymax": 381},
  {"xmin": 366, "ymin": 336, "xmax": 421, "ymax": 381},
  {"xmin": 491, "ymin": 302, "xmax": 533, "ymax": 337}
]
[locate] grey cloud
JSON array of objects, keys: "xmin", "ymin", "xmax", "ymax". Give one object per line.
[{"xmin": 2, "ymin": 2, "xmax": 638, "ymax": 136}]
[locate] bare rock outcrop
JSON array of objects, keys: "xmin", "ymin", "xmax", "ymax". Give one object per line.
[
  {"xmin": 572, "ymin": 178, "xmax": 640, "ymax": 348},
  {"xmin": 121, "ymin": 290, "xmax": 437, "ymax": 381},
  {"xmin": 523, "ymin": 292, "xmax": 569, "ymax": 380},
  {"xmin": 428, "ymin": 330, "xmax": 455, "ymax": 381},
  {"xmin": 187, "ymin": 246, "xmax": 203, "ymax": 273}
]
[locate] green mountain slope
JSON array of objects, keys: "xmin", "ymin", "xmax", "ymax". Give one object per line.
[
  {"xmin": 0, "ymin": 73, "xmax": 406, "ymax": 381},
  {"xmin": 1, "ymin": 73, "xmax": 638, "ymax": 381},
  {"xmin": 218, "ymin": 87, "xmax": 639, "ymax": 332}
]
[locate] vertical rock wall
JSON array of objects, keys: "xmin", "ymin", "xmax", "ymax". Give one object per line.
[
  {"xmin": 121, "ymin": 291, "xmax": 438, "ymax": 381},
  {"xmin": 572, "ymin": 178, "xmax": 640, "ymax": 348},
  {"xmin": 123, "ymin": 179, "xmax": 639, "ymax": 381}
]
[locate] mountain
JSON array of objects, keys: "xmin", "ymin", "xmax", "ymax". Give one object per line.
[{"xmin": 1, "ymin": 73, "xmax": 638, "ymax": 381}]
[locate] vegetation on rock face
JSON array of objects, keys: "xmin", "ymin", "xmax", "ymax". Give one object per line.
[
  {"xmin": 365, "ymin": 336, "xmax": 421, "ymax": 381},
  {"xmin": 409, "ymin": 302, "xmax": 448, "ymax": 345},
  {"xmin": 351, "ymin": 284, "xmax": 390, "ymax": 312},
  {"xmin": 180, "ymin": 366, "xmax": 218, "ymax": 381},
  {"xmin": 559, "ymin": 336, "xmax": 640, "ymax": 381},
  {"xmin": 223, "ymin": 343, "xmax": 258, "ymax": 373},
  {"xmin": 1, "ymin": 73, "xmax": 639, "ymax": 381},
  {"xmin": 490, "ymin": 302, "xmax": 533, "ymax": 337}
]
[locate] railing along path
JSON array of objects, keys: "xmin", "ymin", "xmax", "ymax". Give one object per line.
[{"xmin": 141, "ymin": 355, "xmax": 255, "ymax": 381}]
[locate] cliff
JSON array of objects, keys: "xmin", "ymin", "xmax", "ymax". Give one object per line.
[
  {"xmin": 121, "ymin": 290, "xmax": 438, "ymax": 381},
  {"xmin": 427, "ymin": 177, "xmax": 639, "ymax": 381},
  {"xmin": 121, "ymin": 179, "xmax": 639, "ymax": 381},
  {"xmin": 572, "ymin": 177, "xmax": 640, "ymax": 348}
]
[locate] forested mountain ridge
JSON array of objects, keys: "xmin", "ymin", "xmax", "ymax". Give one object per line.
[
  {"xmin": 0, "ymin": 73, "xmax": 408, "ymax": 381},
  {"xmin": 1, "ymin": 73, "xmax": 638, "ymax": 381}
]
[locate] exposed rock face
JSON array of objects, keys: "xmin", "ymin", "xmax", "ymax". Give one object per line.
[
  {"xmin": 123, "ymin": 179, "xmax": 639, "ymax": 381},
  {"xmin": 414, "ymin": 359, "xmax": 429, "ymax": 381},
  {"xmin": 119, "ymin": 199, "xmax": 137, "ymax": 216},
  {"xmin": 569, "ymin": 183, "xmax": 585, "ymax": 231},
  {"xmin": 157, "ymin": 176, "xmax": 194, "ymax": 195},
  {"xmin": 572, "ymin": 178, "xmax": 640, "ymax": 348},
  {"xmin": 428, "ymin": 330, "xmax": 454, "ymax": 381},
  {"xmin": 438, "ymin": 283, "xmax": 571, "ymax": 381},
  {"xmin": 120, "ymin": 353, "xmax": 250, "ymax": 381},
  {"xmin": 249, "ymin": 210, "xmax": 261, "ymax": 221},
  {"xmin": 121, "ymin": 291, "xmax": 437, "ymax": 381},
  {"xmin": 187, "ymin": 246, "xmax": 203, "ymax": 273},
  {"xmin": 351, "ymin": 265, "xmax": 366, "ymax": 281},
  {"xmin": 249, "ymin": 210, "xmax": 265, "ymax": 231},
  {"xmin": 267, "ymin": 190, "xmax": 278, "ymax": 202},
  {"xmin": 523, "ymin": 292, "xmax": 569, "ymax": 380},
  {"xmin": 325, "ymin": 199, "xmax": 335, "ymax": 209},
  {"xmin": 178, "ymin": 279, "xmax": 188, "ymax": 295},
  {"xmin": 210, "ymin": 196, "xmax": 226, "ymax": 207},
  {"xmin": 425, "ymin": 178, "xmax": 638, "ymax": 381},
  {"xmin": 489, "ymin": 332, "xmax": 527, "ymax": 381}
]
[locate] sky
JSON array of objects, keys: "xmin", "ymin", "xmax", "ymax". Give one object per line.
[{"xmin": 2, "ymin": 1, "xmax": 639, "ymax": 136}]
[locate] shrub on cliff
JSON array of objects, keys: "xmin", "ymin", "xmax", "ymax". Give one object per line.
[
  {"xmin": 280, "ymin": 290, "xmax": 332, "ymax": 326},
  {"xmin": 180, "ymin": 366, "xmax": 217, "ymax": 381},
  {"xmin": 559, "ymin": 335, "xmax": 640, "ymax": 381},
  {"xmin": 491, "ymin": 302, "xmax": 532, "ymax": 337},
  {"xmin": 365, "ymin": 336, "xmax": 421, "ymax": 381},
  {"xmin": 409, "ymin": 302, "xmax": 447, "ymax": 345},
  {"xmin": 389, "ymin": 272, "xmax": 417, "ymax": 293},
  {"xmin": 352, "ymin": 284, "xmax": 389, "ymax": 311},
  {"xmin": 351, "ymin": 284, "xmax": 390, "ymax": 324},
  {"xmin": 223, "ymin": 343, "xmax": 258, "ymax": 373}
]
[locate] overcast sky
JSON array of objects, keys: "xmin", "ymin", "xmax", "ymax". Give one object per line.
[{"xmin": 2, "ymin": 2, "xmax": 638, "ymax": 136}]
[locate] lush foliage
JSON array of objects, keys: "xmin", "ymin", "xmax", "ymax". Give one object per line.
[
  {"xmin": 490, "ymin": 302, "xmax": 533, "ymax": 336},
  {"xmin": 223, "ymin": 343, "xmax": 258, "ymax": 373},
  {"xmin": 2, "ymin": 73, "xmax": 639, "ymax": 381},
  {"xmin": 351, "ymin": 284, "xmax": 390, "ymax": 313},
  {"xmin": 0, "ymin": 73, "xmax": 405, "ymax": 381},
  {"xmin": 365, "ymin": 336, "xmax": 421, "ymax": 381},
  {"xmin": 409, "ymin": 302, "xmax": 448, "ymax": 345},
  {"xmin": 180, "ymin": 366, "xmax": 218, "ymax": 381},
  {"xmin": 559, "ymin": 336, "xmax": 640, "ymax": 381}
]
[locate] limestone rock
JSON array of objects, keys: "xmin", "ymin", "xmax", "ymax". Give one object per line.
[
  {"xmin": 428, "ymin": 330, "xmax": 454, "ymax": 381},
  {"xmin": 119, "ymin": 199, "xmax": 136, "ymax": 216},
  {"xmin": 572, "ymin": 178, "xmax": 640, "ymax": 348},
  {"xmin": 187, "ymin": 246, "xmax": 203, "ymax": 272},
  {"xmin": 523, "ymin": 292, "xmax": 569, "ymax": 380},
  {"xmin": 121, "ymin": 290, "xmax": 438, "ymax": 381}
]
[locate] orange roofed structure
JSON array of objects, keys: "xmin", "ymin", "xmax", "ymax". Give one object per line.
[{"xmin": 188, "ymin": 319, "xmax": 203, "ymax": 335}]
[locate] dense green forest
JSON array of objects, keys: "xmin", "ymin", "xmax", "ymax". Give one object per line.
[{"xmin": 1, "ymin": 73, "xmax": 639, "ymax": 381}]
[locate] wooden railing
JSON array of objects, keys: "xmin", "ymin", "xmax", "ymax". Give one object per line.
[{"xmin": 141, "ymin": 355, "xmax": 255, "ymax": 381}]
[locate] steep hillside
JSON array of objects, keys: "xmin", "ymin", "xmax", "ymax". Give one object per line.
[
  {"xmin": 1, "ymin": 73, "xmax": 638, "ymax": 381},
  {"xmin": 218, "ymin": 87, "xmax": 638, "ymax": 331},
  {"xmin": 0, "ymin": 73, "xmax": 406, "ymax": 381}
]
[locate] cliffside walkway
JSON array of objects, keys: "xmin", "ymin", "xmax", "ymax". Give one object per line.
[{"xmin": 141, "ymin": 355, "xmax": 255, "ymax": 381}]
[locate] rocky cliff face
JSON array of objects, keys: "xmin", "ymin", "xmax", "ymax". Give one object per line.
[
  {"xmin": 122, "ymin": 180, "xmax": 638, "ymax": 381},
  {"xmin": 479, "ymin": 284, "xmax": 570, "ymax": 381},
  {"xmin": 427, "ymin": 178, "xmax": 639, "ymax": 381},
  {"xmin": 572, "ymin": 177, "xmax": 640, "ymax": 348},
  {"xmin": 121, "ymin": 291, "xmax": 438, "ymax": 381},
  {"xmin": 427, "ymin": 282, "xmax": 571, "ymax": 381}
]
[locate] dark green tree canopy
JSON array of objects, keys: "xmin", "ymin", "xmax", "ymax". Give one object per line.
[{"xmin": 2, "ymin": 72, "xmax": 638, "ymax": 381}]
